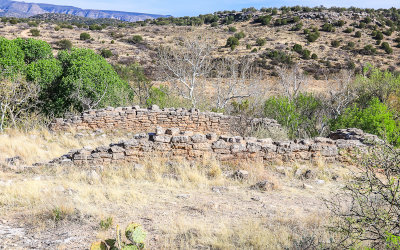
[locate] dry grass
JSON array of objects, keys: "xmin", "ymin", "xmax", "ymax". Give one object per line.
[
  {"xmin": 0, "ymin": 128, "xmax": 132, "ymax": 164},
  {"xmin": 0, "ymin": 129, "xmax": 351, "ymax": 249}
]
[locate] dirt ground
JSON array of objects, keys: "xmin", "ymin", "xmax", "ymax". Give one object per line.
[{"xmin": 0, "ymin": 130, "xmax": 351, "ymax": 249}]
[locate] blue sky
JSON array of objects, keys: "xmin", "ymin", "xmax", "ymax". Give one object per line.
[{"xmin": 27, "ymin": 0, "xmax": 400, "ymax": 16}]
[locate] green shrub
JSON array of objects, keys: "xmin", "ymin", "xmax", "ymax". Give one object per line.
[
  {"xmin": 30, "ymin": 29, "xmax": 40, "ymax": 37},
  {"xmin": 54, "ymin": 26, "xmax": 61, "ymax": 31},
  {"xmin": 211, "ymin": 22, "xmax": 218, "ymax": 27},
  {"xmin": 330, "ymin": 98, "xmax": 400, "ymax": 145},
  {"xmin": 100, "ymin": 49, "xmax": 113, "ymax": 58},
  {"xmin": 321, "ymin": 23, "xmax": 335, "ymax": 32},
  {"xmin": 374, "ymin": 31, "xmax": 384, "ymax": 40},
  {"xmin": 381, "ymin": 42, "xmax": 393, "ymax": 54},
  {"xmin": 292, "ymin": 44, "xmax": 303, "ymax": 53},
  {"xmin": 254, "ymin": 15, "xmax": 272, "ymax": 25},
  {"xmin": 306, "ymin": 30, "xmax": 320, "ymax": 42},
  {"xmin": 343, "ymin": 27, "xmax": 353, "ymax": 33},
  {"xmin": 360, "ymin": 44, "xmax": 376, "ymax": 55},
  {"xmin": 290, "ymin": 22, "xmax": 303, "ymax": 31},
  {"xmin": 228, "ymin": 26, "xmax": 237, "ymax": 32},
  {"xmin": 234, "ymin": 31, "xmax": 245, "ymax": 40},
  {"xmin": 335, "ymin": 20, "xmax": 345, "ymax": 27},
  {"xmin": 89, "ymin": 24, "xmax": 102, "ymax": 31},
  {"xmin": 57, "ymin": 39, "xmax": 72, "ymax": 50},
  {"xmin": 80, "ymin": 32, "xmax": 91, "ymax": 40},
  {"xmin": 9, "ymin": 19, "xmax": 17, "ymax": 24},
  {"xmin": 129, "ymin": 35, "xmax": 143, "ymax": 44},
  {"xmin": 0, "ymin": 38, "xmax": 25, "ymax": 74},
  {"xmin": 28, "ymin": 21, "xmax": 38, "ymax": 27},
  {"xmin": 26, "ymin": 58, "xmax": 62, "ymax": 87},
  {"xmin": 56, "ymin": 48, "xmax": 132, "ymax": 114},
  {"xmin": 344, "ymin": 41, "xmax": 355, "ymax": 50},
  {"xmin": 264, "ymin": 49, "xmax": 293, "ymax": 65},
  {"xmin": 145, "ymin": 85, "xmax": 188, "ymax": 108},
  {"xmin": 99, "ymin": 217, "xmax": 113, "ymax": 231},
  {"xmin": 264, "ymin": 93, "xmax": 323, "ymax": 139},
  {"xmin": 331, "ymin": 40, "xmax": 341, "ymax": 48},
  {"xmin": 226, "ymin": 36, "xmax": 239, "ymax": 50},
  {"xmin": 311, "ymin": 53, "xmax": 318, "ymax": 59},
  {"xmin": 256, "ymin": 38, "xmax": 266, "ymax": 46},
  {"xmin": 14, "ymin": 38, "xmax": 53, "ymax": 64},
  {"xmin": 301, "ymin": 49, "xmax": 311, "ymax": 60}
]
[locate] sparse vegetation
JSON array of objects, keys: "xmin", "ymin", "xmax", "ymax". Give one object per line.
[
  {"xmin": 3, "ymin": 6, "xmax": 400, "ymax": 249},
  {"xmin": 80, "ymin": 32, "xmax": 91, "ymax": 40}
]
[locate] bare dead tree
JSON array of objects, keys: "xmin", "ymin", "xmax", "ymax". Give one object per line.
[
  {"xmin": 213, "ymin": 57, "xmax": 262, "ymax": 110},
  {"xmin": 157, "ymin": 36, "xmax": 214, "ymax": 108},
  {"xmin": 277, "ymin": 64, "xmax": 309, "ymax": 100},
  {"xmin": 0, "ymin": 75, "xmax": 39, "ymax": 131},
  {"xmin": 327, "ymin": 69, "xmax": 357, "ymax": 120}
]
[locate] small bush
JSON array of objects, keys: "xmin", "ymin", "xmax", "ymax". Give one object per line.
[
  {"xmin": 264, "ymin": 93, "xmax": 323, "ymax": 139},
  {"xmin": 360, "ymin": 44, "xmax": 376, "ymax": 55},
  {"xmin": 301, "ymin": 49, "xmax": 311, "ymax": 60},
  {"xmin": 344, "ymin": 41, "xmax": 355, "ymax": 50},
  {"xmin": 381, "ymin": 42, "xmax": 393, "ymax": 54},
  {"xmin": 373, "ymin": 31, "xmax": 384, "ymax": 40},
  {"xmin": 80, "ymin": 32, "xmax": 91, "ymax": 40},
  {"xmin": 343, "ymin": 27, "xmax": 353, "ymax": 33},
  {"xmin": 331, "ymin": 40, "xmax": 341, "ymax": 48},
  {"xmin": 57, "ymin": 39, "xmax": 72, "ymax": 50},
  {"xmin": 54, "ymin": 26, "xmax": 60, "ymax": 31},
  {"xmin": 30, "ymin": 29, "xmax": 40, "ymax": 37},
  {"xmin": 292, "ymin": 44, "xmax": 303, "ymax": 53},
  {"xmin": 89, "ymin": 24, "xmax": 102, "ymax": 31},
  {"xmin": 256, "ymin": 38, "xmax": 266, "ymax": 46},
  {"xmin": 321, "ymin": 23, "xmax": 335, "ymax": 32},
  {"xmin": 100, "ymin": 49, "xmax": 113, "ymax": 58},
  {"xmin": 228, "ymin": 26, "xmax": 237, "ymax": 32},
  {"xmin": 129, "ymin": 35, "xmax": 143, "ymax": 44},
  {"xmin": 311, "ymin": 53, "xmax": 318, "ymax": 59},
  {"xmin": 264, "ymin": 49, "xmax": 293, "ymax": 65},
  {"xmin": 335, "ymin": 20, "xmax": 346, "ymax": 27},
  {"xmin": 226, "ymin": 36, "xmax": 239, "ymax": 50},
  {"xmin": 99, "ymin": 217, "xmax": 113, "ymax": 230},
  {"xmin": 28, "ymin": 21, "xmax": 38, "ymax": 27},
  {"xmin": 306, "ymin": 30, "xmax": 320, "ymax": 42},
  {"xmin": 234, "ymin": 31, "xmax": 245, "ymax": 40},
  {"xmin": 290, "ymin": 22, "xmax": 303, "ymax": 31},
  {"xmin": 330, "ymin": 98, "xmax": 400, "ymax": 145},
  {"xmin": 254, "ymin": 15, "xmax": 272, "ymax": 25},
  {"xmin": 211, "ymin": 22, "xmax": 218, "ymax": 27}
]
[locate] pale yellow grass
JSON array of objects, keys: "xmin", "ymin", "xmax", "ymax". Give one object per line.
[{"xmin": 0, "ymin": 128, "xmax": 131, "ymax": 164}]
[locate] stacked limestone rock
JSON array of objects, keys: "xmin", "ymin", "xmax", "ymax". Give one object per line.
[
  {"xmin": 48, "ymin": 127, "xmax": 377, "ymax": 166},
  {"xmin": 49, "ymin": 105, "xmax": 282, "ymax": 136}
]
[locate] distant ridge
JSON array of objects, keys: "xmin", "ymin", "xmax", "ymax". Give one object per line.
[{"xmin": 0, "ymin": 0, "xmax": 170, "ymax": 22}]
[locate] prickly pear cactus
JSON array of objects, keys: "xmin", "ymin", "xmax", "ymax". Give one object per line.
[
  {"xmin": 125, "ymin": 223, "xmax": 147, "ymax": 245},
  {"xmin": 121, "ymin": 245, "xmax": 139, "ymax": 250},
  {"xmin": 90, "ymin": 241, "xmax": 107, "ymax": 250}
]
